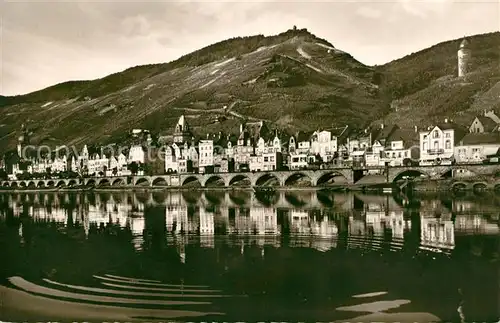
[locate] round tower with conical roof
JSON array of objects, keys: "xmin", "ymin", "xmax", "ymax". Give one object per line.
[
  {"xmin": 458, "ymin": 38, "xmax": 471, "ymax": 77},
  {"xmin": 17, "ymin": 123, "xmax": 30, "ymax": 158}
]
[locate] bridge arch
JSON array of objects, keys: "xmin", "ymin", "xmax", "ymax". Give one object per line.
[
  {"xmin": 19, "ymin": 181, "xmax": 27, "ymax": 188},
  {"xmin": 315, "ymin": 171, "xmax": 349, "ymax": 186},
  {"xmin": 2, "ymin": 181, "xmax": 10, "ymax": 187},
  {"xmin": 391, "ymin": 169, "xmax": 430, "ymax": 183},
  {"xmin": 452, "ymin": 181, "xmax": 468, "ymax": 191},
  {"xmin": 27, "ymin": 181, "xmax": 36, "ymax": 188},
  {"xmin": 56, "ymin": 180, "xmax": 66, "ymax": 187},
  {"xmin": 472, "ymin": 182, "xmax": 488, "ymax": 192},
  {"xmin": 182, "ymin": 176, "xmax": 202, "ymax": 187},
  {"xmin": 11, "ymin": 182, "xmax": 18, "ymax": 188},
  {"xmin": 68, "ymin": 179, "xmax": 77, "ymax": 186},
  {"xmin": 112, "ymin": 178, "xmax": 125, "ymax": 186},
  {"xmin": 86, "ymin": 179, "xmax": 96, "ymax": 187},
  {"xmin": 47, "ymin": 180, "xmax": 55, "ymax": 187},
  {"xmin": 98, "ymin": 178, "xmax": 110, "ymax": 186},
  {"xmin": 37, "ymin": 181, "xmax": 45, "ymax": 188},
  {"xmin": 284, "ymin": 172, "xmax": 312, "ymax": 186},
  {"xmin": 134, "ymin": 177, "xmax": 151, "ymax": 186},
  {"xmin": 204, "ymin": 175, "xmax": 226, "ymax": 187},
  {"xmin": 228, "ymin": 174, "xmax": 251, "ymax": 187},
  {"xmin": 152, "ymin": 177, "xmax": 168, "ymax": 186},
  {"xmin": 254, "ymin": 173, "xmax": 280, "ymax": 186}
]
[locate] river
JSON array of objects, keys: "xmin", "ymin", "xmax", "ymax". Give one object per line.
[{"xmin": 0, "ymin": 189, "xmax": 498, "ymax": 322}]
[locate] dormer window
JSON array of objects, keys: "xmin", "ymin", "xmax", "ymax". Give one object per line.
[{"xmin": 433, "ymin": 130, "xmax": 440, "ymax": 138}]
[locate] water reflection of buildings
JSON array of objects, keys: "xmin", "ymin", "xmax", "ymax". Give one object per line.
[
  {"xmin": 348, "ymin": 194, "xmax": 411, "ymax": 251},
  {"xmin": 3, "ymin": 191, "xmax": 499, "ymax": 256},
  {"xmin": 420, "ymin": 213, "xmax": 455, "ymax": 251},
  {"xmin": 288, "ymin": 209, "xmax": 338, "ymax": 252}
]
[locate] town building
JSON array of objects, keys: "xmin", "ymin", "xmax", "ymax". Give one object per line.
[
  {"xmin": 249, "ymin": 151, "xmax": 283, "ymax": 172},
  {"xmin": 382, "ymin": 128, "xmax": 420, "ymax": 166},
  {"xmin": 419, "ymin": 120, "xmax": 466, "ymax": 166},
  {"xmin": 454, "ymin": 133, "xmax": 500, "ymax": 163},
  {"xmin": 289, "ymin": 153, "xmax": 315, "ymax": 170},
  {"xmin": 128, "ymin": 145, "xmax": 145, "ymax": 164},
  {"xmin": 469, "ymin": 115, "xmax": 498, "ymax": 133},
  {"xmin": 198, "ymin": 139, "xmax": 214, "ymax": 173}
]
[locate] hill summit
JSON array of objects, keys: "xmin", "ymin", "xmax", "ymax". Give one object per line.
[{"xmin": 1, "ymin": 28, "xmax": 499, "ymax": 153}]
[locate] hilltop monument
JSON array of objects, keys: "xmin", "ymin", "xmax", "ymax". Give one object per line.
[
  {"xmin": 16, "ymin": 123, "xmax": 30, "ymax": 158},
  {"xmin": 457, "ymin": 38, "xmax": 471, "ymax": 77}
]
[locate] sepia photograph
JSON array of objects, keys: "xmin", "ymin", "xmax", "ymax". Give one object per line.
[{"xmin": 1, "ymin": 0, "xmax": 499, "ymax": 322}]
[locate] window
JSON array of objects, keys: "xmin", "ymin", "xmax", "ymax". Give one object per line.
[
  {"xmin": 434, "ymin": 141, "xmax": 439, "ymax": 149},
  {"xmin": 445, "ymin": 140, "xmax": 451, "ymax": 149},
  {"xmin": 404, "ymin": 152, "xmax": 408, "ymax": 157},
  {"xmin": 445, "ymin": 133, "xmax": 451, "ymax": 138},
  {"xmin": 433, "ymin": 130, "xmax": 440, "ymax": 138}
]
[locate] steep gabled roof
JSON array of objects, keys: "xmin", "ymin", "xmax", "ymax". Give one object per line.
[
  {"xmin": 459, "ymin": 133, "xmax": 500, "ymax": 145},
  {"xmin": 296, "ymin": 131, "xmax": 313, "ymax": 142},
  {"xmin": 373, "ymin": 125, "xmax": 399, "ymax": 143},
  {"xmin": 387, "ymin": 128, "xmax": 418, "ymax": 144},
  {"xmin": 475, "ymin": 116, "xmax": 498, "ymax": 132}
]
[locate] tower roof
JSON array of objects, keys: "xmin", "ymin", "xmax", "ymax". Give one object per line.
[
  {"xmin": 459, "ymin": 38, "xmax": 469, "ymax": 49},
  {"xmin": 177, "ymin": 115, "xmax": 189, "ymax": 129}
]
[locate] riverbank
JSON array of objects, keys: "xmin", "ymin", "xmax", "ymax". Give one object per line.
[{"xmin": 0, "ymin": 184, "xmax": 394, "ymax": 194}]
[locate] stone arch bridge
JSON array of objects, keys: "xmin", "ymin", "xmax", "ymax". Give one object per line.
[
  {"xmin": 387, "ymin": 164, "xmax": 500, "ymax": 183},
  {"xmin": 2, "ymin": 169, "xmax": 353, "ymax": 189},
  {"xmin": 3, "ymin": 164, "xmax": 500, "ymax": 189}
]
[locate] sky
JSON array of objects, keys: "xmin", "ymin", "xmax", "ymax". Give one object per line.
[{"xmin": 1, "ymin": 0, "xmax": 499, "ymax": 96}]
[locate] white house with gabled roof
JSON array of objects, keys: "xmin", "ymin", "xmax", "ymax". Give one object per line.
[{"xmin": 419, "ymin": 120, "xmax": 466, "ymax": 166}]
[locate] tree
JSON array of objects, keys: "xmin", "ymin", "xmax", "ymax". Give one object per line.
[
  {"xmin": 112, "ymin": 167, "xmax": 118, "ymax": 176},
  {"xmin": 128, "ymin": 162, "xmax": 139, "ymax": 175},
  {"xmin": 0, "ymin": 168, "xmax": 7, "ymax": 181}
]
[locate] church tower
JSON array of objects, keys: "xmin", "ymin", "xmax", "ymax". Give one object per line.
[
  {"xmin": 458, "ymin": 38, "xmax": 471, "ymax": 77},
  {"xmin": 173, "ymin": 115, "xmax": 193, "ymax": 143}
]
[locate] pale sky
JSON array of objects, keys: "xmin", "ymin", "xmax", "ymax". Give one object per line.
[{"xmin": 1, "ymin": 0, "xmax": 499, "ymax": 96}]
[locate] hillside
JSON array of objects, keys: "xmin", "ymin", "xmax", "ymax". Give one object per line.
[
  {"xmin": 1, "ymin": 28, "xmax": 499, "ymax": 154},
  {"xmin": 374, "ymin": 31, "xmax": 500, "ymax": 127}
]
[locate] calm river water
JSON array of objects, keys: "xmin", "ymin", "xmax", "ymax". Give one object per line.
[{"xmin": 0, "ymin": 189, "xmax": 498, "ymax": 322}]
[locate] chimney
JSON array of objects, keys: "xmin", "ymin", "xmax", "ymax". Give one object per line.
[
  {"xmin": 414, "ymin": 125, "xmax": 418, "ymax": 133},
  {"xmin": 380, "ymin": 123, "xmax": 384, "ymax": 129}
]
